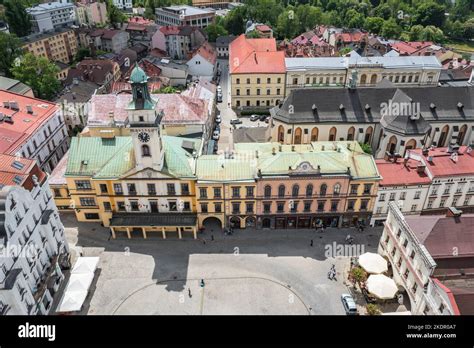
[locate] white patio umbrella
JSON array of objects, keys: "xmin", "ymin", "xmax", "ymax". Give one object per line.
[
  {"xmin": 358, "ymin": 252, "xmax": 388, "ymax": 274},
  {"xmin": 367, "ymin": 274, "xmax": 398, "ymax": 300}
]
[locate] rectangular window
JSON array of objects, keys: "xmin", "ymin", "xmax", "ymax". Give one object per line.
[
  {"xmin": 75, "ymin": 180, "xmax": 91, "ymax": 190},
  {"xmin": 330, "ymin": 201, "xmax": 338, "ymax": 211},
  {"xmin": 117, "ymin": 201, "xmax": 125, "ymax": 211},
  {"xmin": 317, "ymin": 201, "xmax": 325, "ymax": 212},
  {"xmin": 400, "ymin": 192, "xmax": 406, "ymax": 200},
  {"xmin": 389, "ymin": 192, "xmax": 396, "ymax": 201},
  {"xmin": 304, "ymin": 201, "xmax": 311, "ymax": 212},
  {"xmin": 114, "ymin": 183, "xmax": 123, "ymax": 195},
  {"xmin": 414, "ymin": 191, "xmax": 421, "ymax": 199},
  {"xmin": 167, "ymin": 183, "xmax": 176, "ymax": 195},
  {"xmin": 85, "ymin": 213, "xmax": 99, "ymax": 220},
  {"xmin": 147, "ymin": 183, "xmax": 156, "ymax": 195},
  {"xmin": 232, "ymin": 187, "xmax": 240, "ymax": 198},
  {"xmin": 181, "ymin": 183, "xmax": 190, "ymax": 195},
  {"xmin": 246, "ymin": 186, "xmax": 254, "ymax": 198},
  {"xmin": 201, "ymin": 203, "xmax": 208, "ymax": 213},
  {"xmin": 348, "ymin": 200, "xmax": 356, "ymax": 211},
  {"xmin": 360, "ymin": 200, "xmax": 369, "ymax": 211},
  {"xmin": 246, "ymin": 202, "xmax": 254, "ymax": 213},
  {"xmin": 127, "ymin": 183, "xmax": 137, "ymax": 195},
  {"xmin": 214, "ymin": 203, "xmax": 222, "ymax": 213},
  {"xmin": 199, "ymin": 187, "xmax": 208, "ymax": 198},
  {"xmin": 103, "ymin": 202, "xmax": 111, "ymax": 211},
  {"xmin": 169, "ymin": 201, "xmax": 177, "ymax": 211},
  {"xmin": 379, "ymin": 193, "xmax": 385, "ymax": 201},
  {"xmin": 290, "ymin": 201, "xmax": 298, "ymax": 213},
  {"xmin": 277, "ymin": 201, "xmax": 284, "ymax": 213},
  {"xmin": 350, "ymin": 184, "xmax": 359, "ymax": 195},
  {"xmin": 130, "ymin": 201, "xmax": 139, "ymax": 211},
  {"xmin": 232, "ymin": 202, "xmax": 240, "ymax": 214},
  {"xmin": 79, "ymin": 197, "xmax": 96, "ymax": 206},
  {"xmin": 213, "ymin": 187, "xmax": 221, "ymax": 198},
  {"xmin": 411, "ymin": 204, "xmax": 417, "ymax": 212},
  {"xmin": 99, "ymin": 184, "xmax": 108, "ymax": 194},
  {"xmin": 263, "ymin": 202, "xmax": 271, "ymax": 213}
]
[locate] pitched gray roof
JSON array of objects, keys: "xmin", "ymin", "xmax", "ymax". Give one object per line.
[{"xmin": 272, "ymin": 87, "xmax": 474, "ymax": 126}]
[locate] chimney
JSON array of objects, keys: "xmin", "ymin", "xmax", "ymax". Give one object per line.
[
  {"xmin": 272, "ymin": 147, "xmax": 276, "ymax": 155},
  {"xmin": 26, "ymin": 105, "xmax": 33, "ymax": 114},
  {"xmin": 291, "ymin": 145, "xmax": 295, "ymax": 152},
  {"xmin": 416, "ymin": 164, "xmax": 425, "ymax": 174},
  {"xmin": 446, "ymin": 206, "xmax": 462, "ymax": 219}
]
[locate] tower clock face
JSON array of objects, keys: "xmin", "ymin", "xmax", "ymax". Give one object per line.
[{"xmin": 138, "ymin": 132, "xmax": 150, "ymax": 143}]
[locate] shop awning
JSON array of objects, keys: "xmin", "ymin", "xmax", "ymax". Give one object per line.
[{"xmin": 109, "ymin": 213, "xmax": 198, "ymax": 227}]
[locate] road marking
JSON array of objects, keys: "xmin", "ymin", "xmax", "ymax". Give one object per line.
[{"xmin": 199, "ymin": 285, "xmax": 205, "ymax": 315}]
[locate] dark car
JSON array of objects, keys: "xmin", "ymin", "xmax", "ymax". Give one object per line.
[
  {"xmin": 230, "ymin": 118, "xmax": 243, "ymax": 125},
  {"xmin": 259, "ymin": 115, "xmax": 267, "ymax": 121}
]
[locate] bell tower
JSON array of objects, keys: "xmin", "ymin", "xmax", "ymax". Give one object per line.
[{"xmin": 127, "ymin": 63, "xmax": 164, "ymax": 171}]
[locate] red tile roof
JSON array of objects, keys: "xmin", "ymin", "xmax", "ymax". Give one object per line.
[
  {"xmin": 159, "ymin": 25, "xmax": 181, "ymax": 35},
  {"xmin": 229, "ymin": 35, "xmax": 285, "ymax": 74},
  {"xmin": 390, "ymin": 41, "xmax": 433, "ymax": 56},
  {"xmin": 0, "ymin": 91, "xmax": 58, "ymax": 155},
  {"xmin": 0, "ymin": 153, "xmax": 46, "ymax": 190},
  {"xmin": 409, "ymin": 146, "xmax": 474, "ymax": 178},
  {"xmin": 192, "ymin": 42, "xmax": 216, "ymax": 65},
  {"xmin": 376, "ymin": 158, "xmax": 431, "ymax": 186}
]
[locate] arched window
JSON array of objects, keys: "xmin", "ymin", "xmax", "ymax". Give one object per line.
[
  {"xmin": 264, "ymin": 185, "xmax": 272, "ymax": 198},
  {"xmin": 364, "ymin": 126, "xmax": 373, "ymax": 144},
  {"xmin": 347, "ymin": 126, "xmax": 355, "ymax": 141},
  {"xmin": 333, "ymin": 183, "xmax": 341, "ymax": 195},
  {"xmin": 142, "ymin": 145, "xmax": 151, "ymax": 157},
  {"xmin": 320, "ymin": 184, "xmax": 327, "ymax": 196},
  {"xmin": 292, "ymin": 184, "xmax": 299, "ymax": 197},
  {"xmin": 294, "ymin": 127, "xmax": 302, "ymax": 144},
  {"xmin": 438, "ymin": 125, "xmax": 449, "ymax": 147},
  {"xmin": 458, "ymin": 124, "xmax": 468, "ymax": 145},
  {"xmin": 329, "ymin": 127, "xmax": 337, "ymax": 141},
  {"xmin": 386, "ymin": 135, "xmax": 398, "ymax": 154},
  {"xmin": 310, "ymin": 127, "xmax": 319, "ymax": 142},
  {"xmin": 278, "ymin": 185, "xmax": 285, "ymax": 197},
  {"xmin": 360, "ymin": 74, "xmax": 367, "ymax": 85},
  {"xmin": 370, "ymin": 74, "xmax": 377, "ymax": 85},
  {"xmin": 278, "ymin": 125, "xmax": 284, "ymax": 143},
  {"xmin": 306, "ymin": 184, "xmax": 313, "ymax": 197}
]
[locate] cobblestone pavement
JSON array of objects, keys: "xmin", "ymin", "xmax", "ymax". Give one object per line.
[{"xmin": 60, "ymin": 212, "xmax": 383, "ymax": 315}]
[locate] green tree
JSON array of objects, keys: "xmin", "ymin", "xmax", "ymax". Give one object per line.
[
  {"xmin": 345, "ymin": 8, "xmax": 364, "ymax": 28},
  {"xmin": 408, "ymin": 24, "xmax": 424, "ymax": 41},
  {"xmin": 350, "ymin": 266, "xmax": 368, "ymax": 286},
  {"xmin": 0, "ymin": 32, "xmax": 23, "ymax": 77},
  {"xmin": 463, "ymin": 19, "xmax": 474, "ymax": 40},
  {"xmin": 366, "ymin": 303, "xmax": 381, "ymax": 315},
  {"xmin": 420, "ymin": 25, "xmax": 444, "ymax": 43},
  {"xmin": 374, "ymin": 3, "xmax": 392, "ymax": 20},
  {"xmin": 205, "ymin": 23, "xmax": 228, "ymax": 42},
  {"xmin": 381, "ymin": 18, "xmax": 401, "ymax": 39},
  {"xmin": 246, "ymin": 29, "xmax": 261, "ymax": 38},
  {"xmin": 413, "ymin": 1, "xmax": 446, "ymax": 28},
  {"xmin": 276, "ymin": 8, "xmax": 300, "ymax": 40},
  {"xmin": 12, "ymin": 53, "xmax": 61, "ymax": 100},
  {"xmin": 364, "ymin": 17, "xmax": 384, "ymax": 34},
  {"xmin": 296, "ymin": 4, "xmax": 323, "ymax": 32},
  {"xmin": 359, "ymin": 142, "xmax": 372, "ymax": 154},
  {"xmin": 4, "ymin": 0, "xmax": 31, "ymax": 37},
  {"xmin": 224, "ymin": 6, "xmax": 246, "ymax": 35},
  {"xmin": 143, "ymin": 0, "xmax": 155, "ymax": 20},
  {"xmin": 107, "ymin": 0, "xmax": 127, "ymax": 28},
  {"xmin": 75, "ymin": 47, "xmax": 91, "ymax": 62}
]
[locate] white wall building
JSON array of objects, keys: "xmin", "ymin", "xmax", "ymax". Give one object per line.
[
  {"xmin": 155, "ymin": 5, "xmax": 215, "ymax": 28},
  {"xmin": 285, "ymin": 55, "xmax": 442, "ymax": 93},
  {"xmin": 186, "ymin": 42, "xmax": 217, "ymax": 81},
  {"xmin": 0, "ymin": 163, "xmax": 69, "ymax": 315},
  {"xmin": 27, "ymin": 0, "xmax": 76, "ymax": 34},
  {"xmin": 0, "ymin": 91, "xmax": 70, "ymax": 174},
  {"xmin": 113, "ymin": 0, "xmax": 133, "ymax": 12},
  {"xmin": 378, "ymin": 202, "xmax": 456, "ymax": 315}
]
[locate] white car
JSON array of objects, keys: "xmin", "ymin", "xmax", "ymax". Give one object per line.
[
  {"xmin": 217, "ymin": 85, "xmax": 222, "ymax": 93},
  {"xmin": 250, "ymin": 114, "xmax": 259, "ymax": 122},
  {"xmin": 212, "ymin": 130, "xmax": 220, "ymax": 140},
  {"xmin": 341, "ymin": 294, "xmax": 358, "ymax": 315},
  {"xmin": 215, "ymin": 116, "xmax": 221, "ymax": 123}
]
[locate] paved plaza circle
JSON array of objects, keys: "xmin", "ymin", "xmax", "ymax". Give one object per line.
[{"xmin": 113, "ymin": 277, "xmax": 310, "ymax": 315}]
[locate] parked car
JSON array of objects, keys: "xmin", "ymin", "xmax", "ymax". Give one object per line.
[
  {"xmin": 215, "ymin": 115, "xmax": 221, "ymax": 123},
  {"xmin": 230, "ymin": 118, "xmax": 243, "ymax": 125},
  {"xmin": 259, "ymin": 115, "xmax": 267, "ymax": 121},
  {"xmin": 250, "ymin": 114, "xmax": 259, "ymax": 121},
  {"xmin": 217, "ymin": 95, "xmax": 222, "ymax": 103},
  {"xmin": 212, "ymin": 130, "xmax": 220, "ymax": 140},
  {"xmin": 217, "ymin": 85, "xmax": 222, "ymax": 93},
  {"xmin": 264, "ymin": 116, "xmax": 271, "ymax": 123},
  {"xmin": 341, "ymin": 294, "xmax": 358, "ymax": 315},
  {"xmin": 215, "ymin": 124, "xmax": 221, "ymax": 132}
]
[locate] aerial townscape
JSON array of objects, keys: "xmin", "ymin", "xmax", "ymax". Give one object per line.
[{"xmin": 0, "ymin": 0, "xmax": 474, "ymax": 323}]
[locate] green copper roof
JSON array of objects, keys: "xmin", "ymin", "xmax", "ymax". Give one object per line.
[
  {"xmin": 65, "ymin": 137, "xmax": 134, "ymax": 178},
  {"xmin": 196, "ymin": 155, "xmax": 256, "ymax": 182},
  {"xmin": 130, "ymin": 63, "xmax": 148, "ymax": 84},
  {"xmin": 162, "ymin": 136, "xmax": 201, "ymax": 178},
  {"xmin": 234, "ymin": 141, "xmax": 381, "ymax": 180}
]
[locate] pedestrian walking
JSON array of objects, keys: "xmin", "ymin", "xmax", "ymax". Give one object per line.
[
  {"xmin": 211, "ymin": 234, "xmax": 214, "ymax": 241},
  {"xmin": 108, "ymin": 230, "xmax": 112, "ymax": 241},
  {"xmin": 310, "ymin": 239, "xmax": 313, "ymax": 247},
  {"xmin": 188, "ymin": 288, "xmax": 192, "ymax": 298},
  {"xmin": 200, "ymin": 279, "xmax": 205, "ymax": 287}
]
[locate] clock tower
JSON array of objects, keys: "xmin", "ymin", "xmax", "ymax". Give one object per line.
[{"xmin": 127, "ymin": 63, "xmax": 164, "ymax": 171}]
